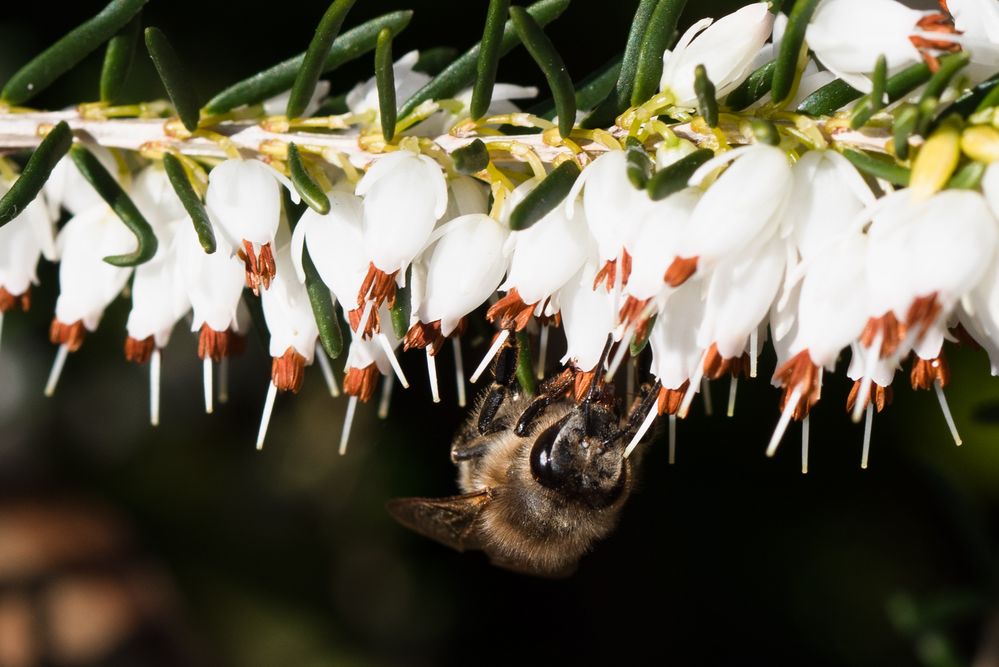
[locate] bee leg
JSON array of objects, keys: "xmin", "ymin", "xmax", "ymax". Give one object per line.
[
  {"xmin": 477, "ymin": 330, "xmax": 520, "ymax": 434},
  {"xmin": 514, "ymin": 368, "xmax": 576, "ymax": 437}
]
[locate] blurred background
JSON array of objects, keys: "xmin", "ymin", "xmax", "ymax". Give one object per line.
[{"xmin": 0, "ymin": 0, "xmax": 994, "ymax": 665}]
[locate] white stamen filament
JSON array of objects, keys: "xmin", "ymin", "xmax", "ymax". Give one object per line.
[
  {"xmin": 44, "ymin": 345, "xmax": 70, "ymax": 398},
  {"xmin": 852, "ymin": 331, "xmax": 883, "ymax": 423},
  {"xmin": 701, "ymin": 377, "xmax": 713, "ymax": 417},
  {"xmin": 679, "ymin": 351, "xmax": 708, "ymax": 418},
  {"xmin": 150, "ymin": 348, "xmax": 161, "ymax": 427},
  {"xmin": 256, "ymin": 381, "xmax": 278, "ymax": 451},
  {"xmin": 861, "ymin": 403, "xmax": 873, "ymax": 469},
  {"xmin": 727, "ymin": 376, "xmax": 738, "ymax": 417},
  {"xmin": 452, "ymin": 337, "xmax": 466, "ymax": 408},
  {"xmin": 340, "ymin": 395, "xmax": 358, "ymax": 455},
  {"xmin": 471, "ymin": 329, "xmax": 509, "ymax": 384},
  {"xmin": 203, "ymin": 358, "xmax": 214, "ymax": 414},
  {"xmin": 356, "ymin": 299, "xmax": 374, "ymax": 337},
  {"xmin": 624, "ymin": 406, "xmax": 658, "ymax": 459},
  {"xmin": 605, "ymin": 338, "xmax": 630, "ymax": 382},
  {"xmin": 377, "ymin": 333, "xmax": 409, "ymax": 388},
  {"xmin": 668, "ymin": 415, "xmax": 677, "ymax": 465},
  {"xmin": 750, "ymin": 328, "xmax": 758, "ymax": 378},
  {"xmin": 934, "ymin": 380, "xmax": 962, "ymax": 446},
  {"xmin": 427, "ymin": 348, "xmax": 440, "ymax": 403},
  {"xmin": 767, "ymin": 387, "xmax": 801, "ymax": 457},
  {"xmin": 536, "ymin": 324, "xmax": 549, "ymax": 380},
  {"xmin": 219, "ymin": 356, "xmax": 230, "ymax": 404},
  {"xmin": 378, "ymin": 374, "xmax": 394, "ymax": 419},
  {"xmin": 801, "ymin": 416, "xmax": 810, "ymax": 475},
  {"xmin": 315, "ymin": 344, "xmax": 340, "ymax": 397}
]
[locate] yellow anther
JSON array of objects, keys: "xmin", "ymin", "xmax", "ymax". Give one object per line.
[
  {"xmin": 911, "ymin": 118, "xmax": 962, "ymax": 200},
  {"xmin": 961, "ymin": 125, "xmax": 999, "ymax": 164}
]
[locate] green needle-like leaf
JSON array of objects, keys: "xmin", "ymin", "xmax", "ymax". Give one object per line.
[
  {"xmin": 288, "ymin": 143, "xmax": 331, "ymax": 214},
  {"xmin": 144, "ymin": 27, "xmax": 200, "ymax": 132},
  {"xmin": 203, "ymin": 11, "xmax": 412, "ymax": 115},
  {"xmin": 413, "ymin": 47, "xmax": 459, "ymax": 76},
  {"xmin": 629, "ymin": 314, "xmax": 656, "ymax": 356},
  {"xmin": 302, "ymin": 244, "xmax": 343, "ymax": 360},
  {"xmin": 509, "ymin": 6, "xmax": 574, "ymax": 139},
  {"xmin": 920, "ymin": 52, "xmax": 971, "ymax": 106},
  {"xmin": 631, "ymin": 0, "xmax": 688, "ymax": 106},
  {"xmin": 625, "ymin": 138, "xmax": 653, "ymax": 189},
  {"xmin": 850, "ymin": 54, "xmax": 887, "ymax": 130},
  {"xmin": 397, "ymin": 0, "xmax": 570, "ymax": 120},
  {"xmin": 509, "ymin": 160, "xmax": 580, "ymax": 231},
  {"xmin": 724, "ymin": 59, "xmax": 775, "ymax": 110},
  {"xmin": 516, "ymin": 330, "xmax": 536, "ymax": 396},
  {"xmin": 162, "ymin": 153, "xmax": 215, "ymax": 254},
  {"xmin": 69, "ymin": 144, "xmax": 158, "ymax": 266},
  {"xmin": 771, "ymin": 0, "xmax": 821, "ymax": 105},
  {"xmin": 453, "ymin": 139, "xmax": 490, "ymax": 174},
  {"xmin": 1, "ymin": 0, "xmax": 149, "ymax": 105},
  {"xmin": 287, "ymin": 0, "xmax": 356, "ymax": 118},
  {"xmin": 375, "ymin": 28, "xmax": 398, "ymax": 142},
  {"xmin": 797, "ymin": 61, "xmax": 930, "ymax": 116},
  {"xmin": 842, "ymin": 148, "xmax": 911, "ymax": 186},
  {"xmin": 893, "ymin": 103, "xmax": 920, "ymax": 160},
  {"xmin": 694, "ymin": 64, "xmax": 718, "ymax": 128},
  {"xmin": 0, "ymin": 121, "xmax": 73, "ymax": 228},
  {"xmin": 948, "ymin": 161, "xmax": 986, "ymax": 190},
  {"xmin": 646, "ymin": 148, "xmax": 713, "ymax": 200},
  {"xmin": 99, "ymin": 13, "xmax": 141, "ymax": 104},
  {"xmin": 390, "ymin": 278, "xmax": 411, "ymax": 340},
  {"xmin": 471, "ymin": 0, "xmax": 512, "ymax": 120}
]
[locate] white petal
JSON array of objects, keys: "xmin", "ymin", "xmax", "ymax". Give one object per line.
[{"xmin": 205, "ymin": 159, "xmax": 282, "ymax": 245}]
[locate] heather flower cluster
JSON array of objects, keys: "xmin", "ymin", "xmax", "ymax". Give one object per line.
[{"xmin": 3, "ymin": 0, "xmax": 999, "ymax": 468}]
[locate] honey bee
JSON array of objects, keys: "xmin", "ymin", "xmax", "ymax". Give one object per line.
[{"xmin": 387, "ymin": 333, "xmax": 658, "ymax": 577}]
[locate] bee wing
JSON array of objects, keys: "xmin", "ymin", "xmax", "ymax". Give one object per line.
[{"xmin": 385, "ymin": 491, "xmax": 491, "ymax": 552}]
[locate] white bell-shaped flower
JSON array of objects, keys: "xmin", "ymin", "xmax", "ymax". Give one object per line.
[
  {"xmin": 180, "ymin": 224, "xmax": 246, "ymax": 338},
  {"xmin": 558, "ymin": 264, "xmax": 617, "ymax": 372},
  {"xmin": 205, "ymin": 158, "xmax": 287, "ymax": 292},
  {"xmin": 261, "ymin": 245, "xmax": 318, "ymax": 369},
  {"xmin": 291, "ymin": 191, "xmax": 367, "ymax": 304},
  {"xmin": 946, "ymin": 0, "xmax": 999, "ymax": 71},
  {"xmin": 667, "ymin": 144, "xmax": 791, "ymax": 284},
  {"xmin": 129, "ymin": 164, "xmax": 188, "ymax": 230},
  {"xmin": 648, "ymin": 280, "xmax": 706, "ymax": 391},
  {"xmin": 625, "ymin": 188, "xmax": 700, "ymax": 302},
  {"xmin": 347, "ymin": 51, "xmax": 431, "ymax": 118},
  {"xmin": 264, "ymin": 81, "xmax": 331, "ymax": 117},
  {"xmin": 125, "ymin": 221, "xmax": 190, "ymax": 350},
  {"xmin": 44, "ymin": 147, "xmax": 118, "ymax": 218},
  {"xmin": 0, "ymin": 177, "xmax": 55, "ymax": 308},
  {"xmin": 805, "ymin": 0, "xmax": 923, "ymax": 94},
  {"xmin": 659, "ymin": 2, "xmax": 774, "ymax": 107},
  {"xmin": 356, "ymin": 150, "xmax": 448, "ymax": 283},
  {"xmin": 698, "ymin": 236, "xmax": 785, "ymax": 360}
]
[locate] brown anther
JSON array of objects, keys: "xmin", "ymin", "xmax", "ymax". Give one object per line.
[
  {"xmin": 618, "ymin": 295, "xmax": 651, "ymax": 329},
  {"xmin": 347, "ymin": 304, "xmax": 381, "ymax": 339},
  {"xmin": 124, "ymin": 336, "xmax": 155, "ymax": 364},
  {"xmin": 663, "ymin": 256, "xmax": 698, "ymax": 288},
  {"xmin": 701, "ymin": 343, "xmax": 750, "ymax": 381},
  {"xmin": 573, "ymin": 369, "xmax": 597, "ymax": 403},
  {"xmin": 272, "ymin": 347, "xmax": 307, "ymax": 393},
  {"xmin": 860, "ymin": 313, "xmax": 907, "ymax": 357},
  {"xmin": 404, "ymin": 320, "xmax": 446, "ymax": 355},
  {"xmin": 343, "ymin": 364, "xmax": 380, "ymax": 402},
  {"xmin": 910, "ymin": 12, "xmax": 962, "ymax": 71},
  {"xmin": 537, "ymin": 308, "xmax": 561, "ymax": 329},
  {"xmin": 486, "ymin": 288, "xmax": 536, "ymax": 331},
  {"xmin": 592, "ymin": 251, "xmax": 633, "ymax": 292},
  {"xmin": 910, "ymin": 353, "xmax": 951, "ymax": 390},
  {"xmin": 356, "ymin": 262, "xmax": 398, "ymax": 310},
  {"xmin": 846, "ymin": 380, "xmax": 894, "ymax": 413},
  {"xmin": 773, "ymin": 350, "xmax": 821, "ymax": 421},
  {"xmin": 0, "ymin": 286, "xmax": 30, "ymax": 313},
  {"xmin": 656, "ymin": 381, "xmax": 690, "ymax": 416},
  {"xmin": 49, "ymin": 319, "xmax": 86, "ymax": 352},
  {"xmin": 237, "ymin": 240, "xmax": 277, "ymax": 295},
  {"xmin": 906, "ymin": 293, "xmax": 942, "ymax": 335},
  {"xmin": 198, "ymin": 325, "xmax": 235, "ymax": 362}
]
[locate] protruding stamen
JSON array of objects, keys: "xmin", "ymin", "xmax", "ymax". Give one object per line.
[
  {"xmin": 427, "ymin": 348, "xmax": 440, "ymax": 403},
  {"xmin": 767, "ymin": 387, "xmax": 801, "ymax": 457},
  {"xmin": 623, "ymin": 405, "xmax": 657, "ymax": 459},
  {"xmin": 315, "ymin": 344, "xmax": 340, "ymax": 397},
  {"xmin": 453, "ymin": 337, "xmax": 466, "ymax": 408},
  {"xmin": 536, "ymin": 324, "xmax": 549, "ymax": 380},
  {"xmin": 378, "ymin": 374, "xmax": 394, "ymax": 419},
  {"xmin": 668, "ymin": 415, "xmax": 677, "ymax": 465},
  {"xmin": 801, "ymin": 416, "xmax": 810, "ymax": 475},
  {"xmin": 861, "ymin": 403, "xmax": 873, "ymax": 469},
  {"xmin": 749, "ymin": 328, "xmax": 758, "ymax": 378},
  {"xmin": 701, "ymin": 378, "xmax": 713, "ymax": 417},
  {"xmin": 340, "ymin": 395, "xmax": 358, "ymax": 455},
  {"xmin": 377, "ymin": 333, "xmax": 409, "ymax": 388},
  {"xmin": 44, "ymin": 344, "xmax": 70, "ymax": 397},
  {"xmin": 219, "ymin": 357, "xmax": 230, "ymax": 404},
  {"xmin": 679, "ymin": 351, "xmax": 708, "ymax": 418},
  {"xmin": 934, "ymin": 380, "xmax": 962, "ymax": 446},
  {"xmin": 471, "ymin": 329, "xmax": 509, "ymax": 384},
  {"xmin": 150, "ymin": 349, "xmax": 161, "ymax": 427},
  {"xmin": 203, "ymin": 358, "xmax": 214, "ymax": 414},
  {"xmin": 852, "ymin": 332, "xmax": 883, "ymax": 423},
  {"xmin": 256, "ymin": 381, "xmax": 278, "ymax": 450},
  {"xmin": 355, "ymin": 299, "xmax": 375, "ymax": 338},
  {"xmin": 727, "ymin": 376, "xmax": 738, "ymax": 418},
  {"xmin": 604, "ymin": 336, "xmax": 630, "ymax": 382}
]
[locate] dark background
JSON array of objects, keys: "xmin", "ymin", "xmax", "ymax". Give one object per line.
[{"xmin": 0, "ymin": 1, "xmax": 994, "ymax": 666}]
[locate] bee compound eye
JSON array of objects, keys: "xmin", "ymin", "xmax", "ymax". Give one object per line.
[{"xmin": 529, "ymin": 420, "xmax": 564, "ymax": 490}]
